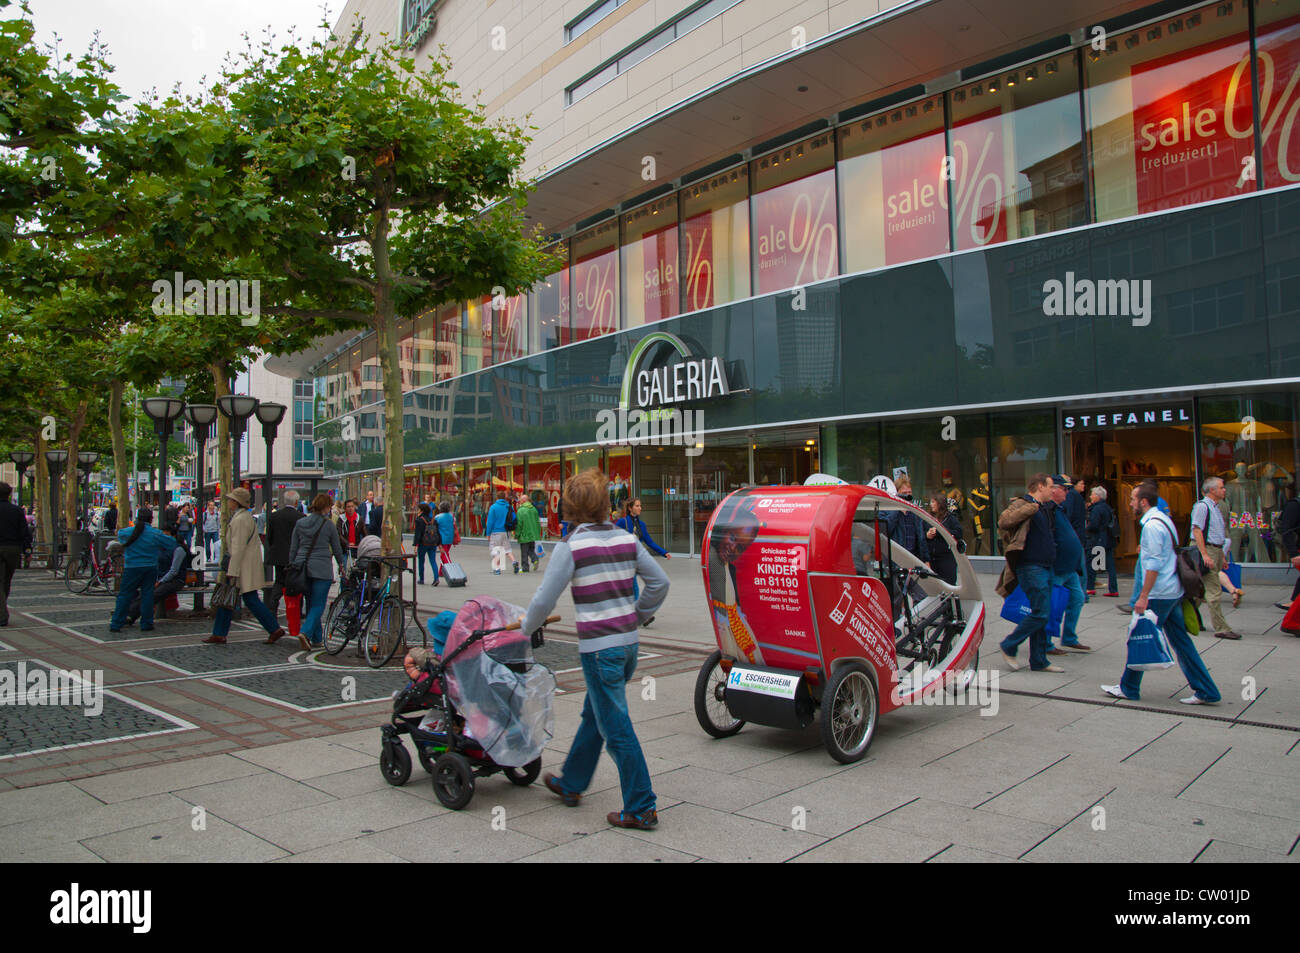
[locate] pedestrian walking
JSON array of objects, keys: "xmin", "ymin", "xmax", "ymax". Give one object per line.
[
  {"xmin": 924, "ymin": 492, "xmax": 962, "ymax": 585},
  {"xmin": 103, "ymin": 500, "xmax": 118, "ymax": 533},
  {"xmin": 1102, "ymin": 482, "xmax": 1221, "ymax": 704},
  {"xmin": 202, "ymin": 501, "xmax": 219, "ymax": 561},
  {"xmin": 110, "ymin": 507, "xmax": 179, "ymax": 633},
  {"xmin": 337, "ymin": 498, "xmax": 366, "ymax": 569},
  {"xmin": 0, "ymin": 482, "xmax": 31, "ymax": 627},
  {"xmin": 201, "ymin": 488, "xmax": 286, "ymax": 645},
  {"xmin": 413, "ymin": 502, "xmax": 440, "ymax": 585},
  {"xmin": 995, "ymin": 473, "xmax": 1062, "ymax": 673},
  {"xmin": 1190, "ymin": 476, "xmax": 1240, "ymax": 640},
  {"xmin": 177, "ymin": 503, "xmax": 194, "ymax": 551},
  {"xmin": 288, "ymin": 493, "xmax": 346, "ymax": 650},
  {"xmin": 1276, "ymin": 484, "xmax": 1299, "ymax": 612},
  {"xmin": 434, "ymin": 500, "xmax": 457, "ymax": 565},
  {"xmin": 1047, "ymin": 476, "xmax": 1090, "ymax": 653},
  {"xmin": 615, "ymin": 497, "xmax": 671, "ymax": 604},
  {"xmin": 264, "ymin": 490, "xmax": 305, "ymax": 635},
  {"xmin": 514, "ymin": 495, "xmax": 542, "ymax": 572},
  {"xmin": 1085, "ymin": 485, "xmax": 1119, "ymax": 596},
  {"xmin": 485, "ymin": 491, "xmax": 518, "ymax": 574},
  {"xmin": 524, "ymin": 468, "xmax": 670, "ymax": 831}
]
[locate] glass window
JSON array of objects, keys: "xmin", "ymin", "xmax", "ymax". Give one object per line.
[
  {"xmin": 467, "ymin": 458, "xmax": 492, "ymax": 536},
  {"xmin": 359, "ymin": 335, "xmax": 382, "ymax": 406},
  {"xmin": 413, "ymin": 310, "xmax": 436, "ymax": 387},
  {"xmin": 990, "ymin": 410, "xmax": 1057, "ymax": 555},
  {"xmin": 680, "ymin": 166, "xmax": 750, "ymax": 312},
  {"xmin": 838, "ymin": 95, "xmax": 949, "ymax": 272},
  {"xmin": 1085, "ymin": 3, "xmax": 1253, "ymax": 222},
  {"xmin": 569, "ymin": 62, "xmax": 616, "ymax": 105},
  {"xmin": 437, "ymin": 302, "xmax": 462, "ymax": 379},
  {"xmin": 1254, "ymin": 0, "xmax": 1300, "ymax": 191},
  {"xmin": 571, "ymin": 219, "xmax": 620, "ymax": 341},
  {"xmin": 464, "ymin": 297, "xmax": 491, "ymax": 373},
  {"xmin": 880, "ymin": 414, "xmax": 991, "ymax": 553},
  {"xmin": 750, "ymin": 134, "xmax": 839, "ymax": 294},
  {"xmin": 607, "ymin": 448, "xmax": 631, "ymax": 516},
  {"xmin": 526, "ymin": 452, "xmax": 564, "ymax": 539},
  {"xmin": 1198, "ymin": 392, "xmax": 1299, "ymax": 564},
  {"xmin": 622, "ymin": 195, "xmax": 680, "ymax": 327},
  {"xmin": 493, "ymin": 292, "xmax": 527, "ymax": 364},
  {"xmin": 619, "ymin": 26, "xmax": 673, "ymax": 71},
  {"xmin": 950, "ymin": 55, "xmax": 1085, "ymax": 251},
  {"xmin": 531, "ymin": 250, "xmax": 568, "ymax": 352},
  {"xmin": 568, "ymin": 0, "xmax": 621, "ymax": 42}
]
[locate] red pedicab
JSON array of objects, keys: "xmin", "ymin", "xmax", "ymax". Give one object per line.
[{"xmin": 694, "ymin": 479, "xmax": 985, "ymax": 763}]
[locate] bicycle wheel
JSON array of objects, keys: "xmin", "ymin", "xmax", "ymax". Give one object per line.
[
  {"xmin": 324, "ymin": 591, "xmax": 361, "ymax": 655},
  {"xmin": 64, "ymin": 550, "xmax": 93, "ymax": 594},
  {"xmin": 362, "ymin": 595, "xmax": 406, "ymax": 668}
]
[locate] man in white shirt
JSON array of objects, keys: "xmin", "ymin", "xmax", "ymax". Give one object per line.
[
  {"xmin": 1190, "ymin": 476, "xmax": 1238, "ymax": 640},
  {"xmin": 1102, "ymin": 482, "xmax": 1221, "ymax": 705}
]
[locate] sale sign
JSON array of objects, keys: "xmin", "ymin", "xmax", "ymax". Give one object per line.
[
  {"xmin": 628, "ymin": 222, "xmax": 679, "ymax": 323},
  {"xmin": 949, "ymin": 107, "xmax": 1009, "ymax": 249},
  {"xmin": 1255, "ymin": 14, "xmax": 1300, "ymax": 187},
  {"xmin": 880, "ymin": 127, "xmax": 951, "ymax": 264},
  {"xmin": 493, "ymin": 292, "xmax": 526, "ymax": 363},
  {"xmin": 1130, "ymin": 32, "xmax": 1256, "ymax": 212},
  {"xmin": 751, "ymin": 168, "xmax": 839, "ymax": 293},
  {"xmin": 681, "ymin": 211, "xmax": 715, "ymax": 312},
  {"xmin": 572, "ymin": 246, "xmax": 618, "ymax": 341}
]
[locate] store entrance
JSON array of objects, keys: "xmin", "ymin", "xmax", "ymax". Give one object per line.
[{"xmin": 1068, "ymin": 423, "xmax": 1197, "ymax": 566}]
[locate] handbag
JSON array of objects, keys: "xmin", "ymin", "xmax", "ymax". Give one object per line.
[
  {"xmin": 284, "ymin": 517, "xmax": 325, "ymax": 597},
  {"xmin": 1126, "ymin": 609, "xmax": 1175, "ymax": 670},
  {"xmin": 1181, "ymin": 598, "xmax": 1203, "ymax": 635},
  {"xmin": 535, "ymin": 541, "xmax": 544, "ymax": 558},
  {"xmin": 453, "ymin": 528, "xmax": 461, "ymax": 546},
  {"xmin": 213, "ymin": 521, "xmax": 256, "ymax": 611},
  {"xmin": 1159, "ymin": 521, "xmax": 1206, "ymax": 602}
]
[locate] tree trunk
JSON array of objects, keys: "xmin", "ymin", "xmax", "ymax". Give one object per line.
[
  {"xmin": 35, "ymin": 429, "xmax": 50, "ymax": 562},
  {"xmin": 372, "ymin": 203, "xmax": 404, "ymax": 556},
  {"xmin": 211, "ymin": 364, "xmax": 233, "ymax": 551},
  {"xmin": 109, "ymin": 379, "xmax": 130, "ymax": 525},
  {"xmin": 65, "ymin": 398, "xmax": 88, "ymax": 530}
]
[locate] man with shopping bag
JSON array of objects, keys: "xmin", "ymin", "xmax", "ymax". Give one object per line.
[{"xmin": 1101, "ymin": 483, "xmax": 1221, "ymax": 705}]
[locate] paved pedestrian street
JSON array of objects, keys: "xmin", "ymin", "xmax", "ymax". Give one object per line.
[{"xmin": 0, "ymin": 546, "xmax": 1296, "ymax": 863}]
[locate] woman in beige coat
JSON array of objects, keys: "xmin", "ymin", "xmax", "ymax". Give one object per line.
[{"xmin": 201, "ymin": 487, "xmax": 286, "ymax": 645}]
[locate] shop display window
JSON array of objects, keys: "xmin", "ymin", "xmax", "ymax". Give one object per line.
[
  {"xmin": 572, "ymin": 220, "xmax": 620, "ymax": 342},
  {"xmin": 680, "ymin": 166, "xmax": 751, "ymax": 312},
  {"xmin": 494, "ymin": 292, "xmax": 528, "ymax": 364},
  {"xmin": 526, "ymin": 453, "xmax": 564, "ymax": 539},
  {"xmin": 882, "ymin": 414, "xmax": 991, "ymax": 556},
  {"xmin": 467, "ymin": 458, "xmax": 492, "ymax": 536},
  {"xmin": 990, "ymin": 410, "xmax": 1058, "ymax": 556},
  {"xmin": 750, "ymin": 134, "xmax": 838, "ymax": 294},
  {"xmin": 436, "ymin": 302, "xmax": 462, "ymax": 380},
  {"xmin": 530, "ymin": 251, "xmax": 569, "ymax": 352},
  {"xmin": 464, "ymin": 297, "xmax": 491, "ymax": 374},
  {"xmin": 622, "ymin": 196, "xmax": 680, "ymax": 327}
]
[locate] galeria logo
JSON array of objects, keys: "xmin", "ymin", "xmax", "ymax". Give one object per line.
[
  {"xmin": 1041, "ymin": 272, "xmax": 1152, "ymax": 327},
  {"xmin": 50, "ymin": 884, "xmax": 151, "ymax": 933}
]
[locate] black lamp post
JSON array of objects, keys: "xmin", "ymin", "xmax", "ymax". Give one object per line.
[
  {"xmin": 255, "ymin": 402, "xmax": 286, "ymax": 521},
  {"xmin": 141, "ymin": 397, "xmax": 186, "ymax": 513},
  {"xmin": 9, "ymin": 451, "xmax": 34, "ymax": 508},
  {"xmin": 183, "ymin": 403, "xmax": 218, "ymax": 538},
  {"xmin": 45, "ymin": 449, "xmax": 68, "ymax": 569},
  {"xmin": 77, "ymin": 451, "xmax": 99, "ymax": 530},
  {"xmin": 216, "ymin": 395, "xmax": 259, "ymax": 493}
]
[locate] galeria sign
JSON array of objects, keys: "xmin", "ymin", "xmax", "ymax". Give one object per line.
[{"xmin": 619, "ymin": 330, "xmax": 732, "ymax": 411}]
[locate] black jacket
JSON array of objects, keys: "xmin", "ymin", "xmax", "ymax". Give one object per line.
[
  {"xmin": 0, "ymin": 501, "xmax": 30, "ymax": 548},
  {"xmin": 266, "ymin": 504, "xmax": 304, "ymax": 566},
  {"xmin": 1279, "ymin": 498, "xmax": 1300, "ymax": 557},
  {"xmin": 337, "ymin": 513, "xmax": 369, "ymax": 547},
  {"xmin": 1085, "ymin": 500, "xmax": 1116, "ymax": 549}
]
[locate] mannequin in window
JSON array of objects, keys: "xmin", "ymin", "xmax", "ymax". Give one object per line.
[{"xmin": 969, "ymin": 473, "xmax": 992, "ymax": 555}]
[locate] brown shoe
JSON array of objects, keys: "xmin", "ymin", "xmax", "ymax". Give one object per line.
[
  {"xmin": 607, "ymin": 809, "xmax": 658, "ymax": 830},
  {"xmin": 1117, "ymin": 604, "xmax": 1135, "ymax": 614},
  {"xmin": 1061, "ymin": 643, "xmax": 1092, "ymax": 652},
  {"xmin": 265, "ymin": 628, "xmax": 286, "ymax": 644},
  {"xmin": 297, "ymin": 633, "xmax": 312, "ymax": 651},
  {"xmin": 544, "ymin": 773, "xmax": 580, "ymax": 807},
  {"xmin": 201, "ymin": 635, "xmax": 227, "ymax": 644},
  {"xmin": 1046, "ymin": 647, "xmax": 1068, "ymax": 656},
  {"xmin": 1214, "ymin": 630, "xmax": 1242, "ymax": 640}
]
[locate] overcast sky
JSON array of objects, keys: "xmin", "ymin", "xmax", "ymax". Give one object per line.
[{"xmin": 13, "ymin": 0, "xmax": 348, "ymax": 102}]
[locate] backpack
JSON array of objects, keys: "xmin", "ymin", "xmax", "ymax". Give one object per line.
[
  {"xmin": 1158, "ymin": 519, "xmax": 1206, "ymax": 602},
  {"xmin": 505, "ymin": 504, "xmax": 517, "ymax": 532},
  {"xmin": 420, "ymin": 518, "xmax": 439, "ymax": 547},
  {"xmin": 1107, "ymin": 504, "xmax": 1120, "ymax": 543}
]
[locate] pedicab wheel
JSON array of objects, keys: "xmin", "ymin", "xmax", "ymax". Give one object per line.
[
  {"xmin": 432, "ymin": 752, "xmax": 475, "ymax": 809},
  {"xmin": 324, "ymin": 591, "xmax": 360, "ymax": 655},
  {"xmin": 694, "ymin": 650, "xmax": 745, "ymax": 738},
  {"xmin": 820, "ymin": 662, "xmax": 878, "ymax": 764},
  {"xmin": 380, "ymin": 742, "xmax": 412, "ymax": 786},
  {"xmin": 503, "ymin": 757, "xmax": 542, "ymax": 786},
  {"xmin": 362, "ymin": 596, "xmax": 406, "ymax": 669}
]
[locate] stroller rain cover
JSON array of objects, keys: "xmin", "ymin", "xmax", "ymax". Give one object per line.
[{"xmin": 444, "ymin": 597, "xmax": 556, "ymax": 767}]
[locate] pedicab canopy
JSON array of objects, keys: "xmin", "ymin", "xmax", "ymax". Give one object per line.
[{"xmin": 701, "ymin": 484, "xmax": 982, "ymax": 716}]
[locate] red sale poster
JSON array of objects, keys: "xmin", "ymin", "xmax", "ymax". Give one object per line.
[
  {"xmin": 880, "ymin": 127, "xmax": 951, "ymax": 265},
  {"xmin": 751, "ymin": 168, "xmax": 839, "ymax": 294},
  {"xmin": 493, "ymin": 292, "xmax": 526, "ymax": 363},
  {"xmin": 681, "ymin": 211, "xmax": 715, "ymax": 312},
  {"xmin": 949, "ymin": 107, "xmax": 1009, "ymax": 249},
  {"xmin": 629, "ymin": 222, "xmax": 679, "ymax": 323},
  {"xmin": 1130, "ymin": 32, "xmax": 1255, "ymax": 212},
  {"xmin": 572, "ymin": 246, "xmax": 617, "ymax": 341},
  {"xmin": 1254, "ymin": 13, "xmax": 1300, "ymax": 188}
]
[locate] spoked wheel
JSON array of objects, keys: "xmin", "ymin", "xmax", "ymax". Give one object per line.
[
  {"xmin": 432, "ymin": 752, "xmax": 475, "ymax": 809},
  {"xmin": 64, "ymin": 551, "xmax": 93, "ymax": 594},
  {"xmin": 820, "ymin": 662, "xmax": 878, "ymax": 764},
  {"xmin": 362, "ymin": 596, "xmax": 406, "ymax": 668},
  {"xmin": 324, "ymin": 591, "xmax": 360, "ymax": 655},
  {"xmin": 693, "ymin": 650, "xmax": 745, "ymax": 738},
  {"xmin": 503, "ymin": 757, "xmax": 542, "ymax": 787},
  {"xmin": 380, "ymin": 742, "xmax": 412, "ymax": 786}
]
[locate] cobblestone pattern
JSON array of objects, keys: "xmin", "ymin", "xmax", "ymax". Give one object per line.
[
  {"xmin": 138, "ymin": 641, "xmax": 300, "ymax": 674},
  {"xmin": 213, "ymin": 667, "xmax": 407, "ymax": 709}
]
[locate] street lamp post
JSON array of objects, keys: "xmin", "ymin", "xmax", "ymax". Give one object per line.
[
  {"xmin": 255, "ymin": 402, "xmax": 286, "ymax": 524},
  {"xmin": 141, "ymin": 397, "xmax": 186, "ymax": 515},
  {"xmin": 182, "ymin": 404, "xmax": 218, "ymax": 546},
  {"xmin": 76, "ymin": 451, "xmax": 99, "ymax": 530},
  {"xmin": 45, "ymin": 449, "xmax": 68, "ymax": 570},
  {"xmin": 216, "ymin": 395, "xmax": 259, "ymax": 493},
  {"xmin": 8, "ymin": 451, "xmax": 34, "ymax": 508}
]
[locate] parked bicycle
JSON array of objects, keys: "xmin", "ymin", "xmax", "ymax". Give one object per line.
[
  {"xmin": 64, "ymin": 537, "xmax": 113, "ymax": 594},
  {"xmin": 324, "ymin": 556, "xmax": 407, "ymax": 667}
]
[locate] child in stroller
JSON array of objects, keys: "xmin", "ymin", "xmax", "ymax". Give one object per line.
[{"xmin": 379, "ymin": 596, "xmax": 559, "ymax": 809}]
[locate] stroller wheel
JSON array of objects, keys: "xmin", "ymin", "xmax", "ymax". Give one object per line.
[
  {"xmin": 432, "ymin": 752, "xmax": 475, "ymax": 809},
  {"xmin": 503, "ymin": 757, "xmax": 542, "ymax": 787},
  {"xmin": 380, "ymin": 742, "xmax": 412, "ymax": 786},
  {"xmin": 417, "ymin": 744, "xmax": 438, "ymax": 775}
]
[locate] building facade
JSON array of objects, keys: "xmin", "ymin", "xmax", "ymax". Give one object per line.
[{"xmin": 269, "ymin": 0, "xmax": 1300, "ymax": 568}]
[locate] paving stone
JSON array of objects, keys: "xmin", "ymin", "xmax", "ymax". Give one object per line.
[
  {"xmin": 230, "ymin": 737, "xmax": 376, "ymax": 780},
  {"xmin": 1194, "ymin": 840, "xmax": 1294, "ymax": 863},
  {"xmin": 869, "ymin": 797, "xmax": 1056, "ymax": 858},
  {"xmin": 276, "ymin": 839, "xmax": 410, "ymax": 863},
  {"xmin": 1179, "ymin": 764, "xmax": 1300, "ymax": 821},
  {"xmin": 790, "ymin": 823, "xmax": 951, "ymax": 863},
  {"xmin": 1022, "ymin": 812, "xmax": 1209, "ymax": 863},
  {"xmin": 72, "ymin": 754, "xmax": 265, "ymax": 803},
  {"xmin": 516, "ymin": 827, "xmax": 698, "ymax": 863},
  {"xmin": 736, "ymin": 771, "xmax": 921, "ymax": 837},
  {"xmin": 213, "ymin": 666, "xmax": 406, "ymax": 709},
  {"xmin": 174, "ymin": 771, "xmax": 338, "ymax": 822},
  {"xmin": 651, "ymin": 765, "xmax": 786, "ymax": 813},
  {"xmin": 80, "ymin": 813, "xmax": 288, "ymax": 862},
  {"xmin": 135, "ymin": 641, "xmax": 300, "ymax": 674},
  {"xmin": 615, "ymin": 801, "xmax": 826, "ymax": 863},
  {"xmin": 0, "ymin": 780, "xmax": 104, "ymax": 825},
  {"xmin": 1097, "ymin": 788, "xmax": 1297, "ymax": 854},
  {"xmin": 927, "ymin": 844, "xmax": 1025, "ymax": 862},
  {"xmin": 240, "ymin": 789, "xmax": 441, "ymax": 853},
  {"xmin": 506, "ymin": 787, "xmax": 686, "ymax": 846},
  {"xmin": 0, "ymin": 794, "xmax": 194, "ymax": 857},
  {"xmin": 364, "ymin": 810, "xmax": 555, "ymax": 862}
]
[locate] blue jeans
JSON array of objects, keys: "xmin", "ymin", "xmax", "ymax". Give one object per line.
[
  {"xmin": 1127, "ymin": 557, "xmax": 1142, "ymax": 609},
  {"xmin": 301, "ymin": 577, "xmax": 333, "ymax": 645},
  {"xmin": 416, "ymin": 545, "xmax": 439, "ymax": 583},
  {"xmin": 1119, "ymin": 598, "xmax": 1221, "ymax": 702},
  {"xmin": 112, "ymin": 565, "xmax": 157, "ymax": 629},
  {"xmin": 555, "ymin": 644, "xmax": 655, "ymax": 816},
  {"xmin": 212, "ymin": 591, "xmax": 279, "ymax": 638},
  {"xmin": 204, "ymin": 531, "xmax": 219, "ymax": 559},
  {"xmin": 1001, "ymin": 563, "xmax": 1051, "ymax": 670},
  {"xmin": 1086, "ymin": 542, "xmax": 1118, "ymax": 593},
  {"xmin": 1051, "ymin": 568, "xmax": 1085, "ymax": 647}
]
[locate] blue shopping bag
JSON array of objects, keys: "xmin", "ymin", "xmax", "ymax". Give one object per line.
[
  {"xmin": 999, "ymin": 584, "xmax": 1070, "ymax": 640},
  {"xmin": 1220, "ymin": 561, "xmax": 1241, "ymax": 593},
  {"xmin": 1125, "ymin": 610, "xmax": 1174, "ymax": 671}
]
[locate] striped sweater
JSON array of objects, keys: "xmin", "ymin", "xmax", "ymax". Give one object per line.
[{"xmin": 521, "ymin": 522, "xmax": 670, "ymax": 652}]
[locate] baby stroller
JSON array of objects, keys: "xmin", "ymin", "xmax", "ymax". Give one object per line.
[{"xmin": 379, "ymin": 596, "xmax": 559, "ymax": 809}]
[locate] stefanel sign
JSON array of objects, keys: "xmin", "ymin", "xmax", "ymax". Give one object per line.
[{"xmin": 1063, "ymin": 404, "xmax": 1192, "ymax": 431}]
